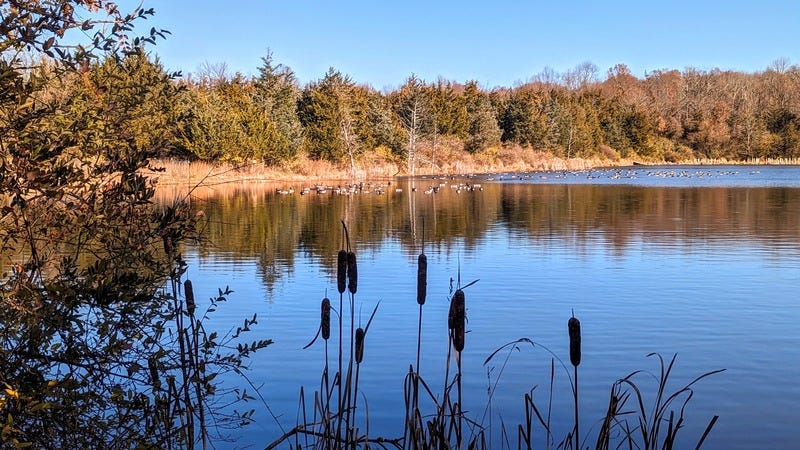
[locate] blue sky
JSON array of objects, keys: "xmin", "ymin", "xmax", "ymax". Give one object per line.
[{"xmin": 116, "ymin": 0, "xmax": 799, "ymax": 90}]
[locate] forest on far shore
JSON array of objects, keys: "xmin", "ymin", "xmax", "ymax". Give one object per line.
[{"xmin": 31, "ymin": 50, "xmax": 800, "ymax": 176}]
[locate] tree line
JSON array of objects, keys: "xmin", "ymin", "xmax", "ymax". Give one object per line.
[{"xmin": 42, "ymin": 51, "xmax": 800, "ymax": 173}]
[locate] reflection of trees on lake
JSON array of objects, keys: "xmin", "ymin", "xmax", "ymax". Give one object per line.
[
  {"xmin": 161, "ymin": 181, "xmax": 800, "ymax": 290},
  {"xmin": 497, "ymin": 184, "xmax": 800, "ymax": 251}
]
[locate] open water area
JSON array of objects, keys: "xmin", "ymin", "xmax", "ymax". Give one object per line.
[{"xmin": 174, "ymin": 165, "xmax": 800, "ymax": 449}]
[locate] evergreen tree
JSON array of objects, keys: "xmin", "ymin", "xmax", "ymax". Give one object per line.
[
  {"xmin": 426, "ymin": 78, "xmax": 468, "ymax": 138},
  {"xmin": 463, "ymin": 81, "xmax": 501, "ymax": 153},
  {"xmin": 298, "ymin": 68, "xmax": 366, "ymax": 176},
  {"xmin": 253, "ymin": 50, "xmax": 303, "ymax": 161}
]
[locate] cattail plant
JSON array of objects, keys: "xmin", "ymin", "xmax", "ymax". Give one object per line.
[
  {"xmin": 300, "ymin": 294, "xmax": 335, "ymax": 442},
  {"xmin": 320, "ymin": 295, "xmax": 333, "ymax": 439},
  {"xmin": 568, "ymin": 312, "xmax": 582, "ymax": 450},
  {"xmin": 352, "ymin": 325, "xmax": 365, "ymax": 443},
  {"xmin": 335, "ymin": 220, "xmax": 365, "ymax": 445},
  {"xmin": 408, "ymin": 226, "xmax": 428, "ymax": 447},
  {"xmin": 449, "ymin": 288, "xmax": 466, "ymax": 448},
  {"xmin": 334, "ymin": 221, "xmax": 351, "ymax": 443},
  {"xmin": 345, "ymin": 249, "xmax": 357, "ymax": 435},
  {"xmin": 348, "ymin": 306, "xmax": 379, "ymax": 446},
  {"xmin": 415, "ymin": 245, "xmax": 427, "ymax": 378}
]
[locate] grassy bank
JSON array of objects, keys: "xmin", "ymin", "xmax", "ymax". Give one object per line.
[
  {"xmin": 147, "ymin": 149, "xmax": 800, "ymax": 187},
  {"xmin": 147, "ymin": 147, "xmax": 633, "ymax": 186}
]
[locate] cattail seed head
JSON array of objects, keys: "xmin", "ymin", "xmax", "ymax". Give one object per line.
[
  {"xmin": 337, "ymin": 250, "xmax": 347, "ymax": 294},
  {"xmin": 347, "ymin": 251, "xmax": 357, "ymax": 294},
  {"xmin": 184, "ymin": 279, "xmax": 195, "ymax": 314},
  {"xmin": 162, "ymin": 235, "xmax": 173, "ymax": 256},
  {"xmin": 448, "ymin": 289, "xmax": 464, "ymax": 329},
  {"xmin": 321, "ymin": 297, "xmax": 331, "ymax": 340},
  {"xmin": 355, "ymin": 327, "xmax": 365, "ymax": 363},
  {"xmin": 417, "ymin": 253, "xmax": 427, "ymax": 305},
  {"xmin": 568, "ymin": 316, "xmax": 581, "ymax": 367},
  {"xmin": 148, "ymin": 357, "xmax": 160, "ymax": 389},
  {"xmin": 450, "ymin": 289, "xmax": 465, "ymax": 352}
]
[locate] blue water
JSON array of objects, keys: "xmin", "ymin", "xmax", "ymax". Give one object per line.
[{"xmin": 180, "ymin": 165, "xmax": 800, "ymax": 449}]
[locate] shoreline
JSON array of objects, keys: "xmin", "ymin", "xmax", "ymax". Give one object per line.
[{"xmin": 146, "ymin": 156, "xmax": 800, "ymax": 187}]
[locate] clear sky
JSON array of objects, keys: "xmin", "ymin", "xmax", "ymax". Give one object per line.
[{"xmin": 115, "ymin": 0, "xmax": 800, "ymax": 90}]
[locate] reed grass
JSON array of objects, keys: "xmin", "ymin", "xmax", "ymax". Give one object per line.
[{"xmin": 266, "ymin": 228, "xmax": 724, "ymax": 450}]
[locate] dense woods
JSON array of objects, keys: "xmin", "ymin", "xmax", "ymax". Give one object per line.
[{"xmin": 20, "ymin": 50, "xmax": 800, "ymax": 172}]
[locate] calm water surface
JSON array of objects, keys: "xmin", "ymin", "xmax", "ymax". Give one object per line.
[{"xmin": 174, "ymin": 165, "xmax": 800, "ymax": 449}]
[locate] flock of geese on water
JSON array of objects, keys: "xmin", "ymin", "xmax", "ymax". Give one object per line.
[
  {"xmin": 274, "ymin": 168, "xmax": 762, "ymax": 196},
  {"xmin": 487, "ymin": 168, "xmax": 756, "ymax": 181},
  {"xmin": 274, "ymin": 179, "xmax": 484, "ymax": 196}
]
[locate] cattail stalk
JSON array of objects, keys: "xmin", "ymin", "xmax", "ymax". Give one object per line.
[
  {"xmin": 353, "ymin": 327, "xmax": 366, "ymax": 448},
  {"xmin": 336, "ymin": 281, "xmax": 344, "ymax": 443},
  {"xmin": 336, "ymin": 247, "xmax": 347, "ymax": 416},
  {"xmin": 415, "ymin": 252, "xmax": 427, "ymax": 374},
  {"xmin": 569, "ymin": 314, "xmax": 582, "ymax": 450},
  {"xmin": 346, "ymin": 251, "xmax": 357, "ymax": 419},
  {"xmin": 337, "ymin": 224, "xmax": 349, "ymax": 423},
  {"xmin": 449, "ymin": 289, "xmax": 466, "ymax": 449},
  {"xmin": 319, "ymin": 297, "xmax": 332, "ymax": 440}
]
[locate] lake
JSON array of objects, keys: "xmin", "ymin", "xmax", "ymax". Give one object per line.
[{"xmin": 171, "ymin": 165, "xmax": 800, "ymax": 449}]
